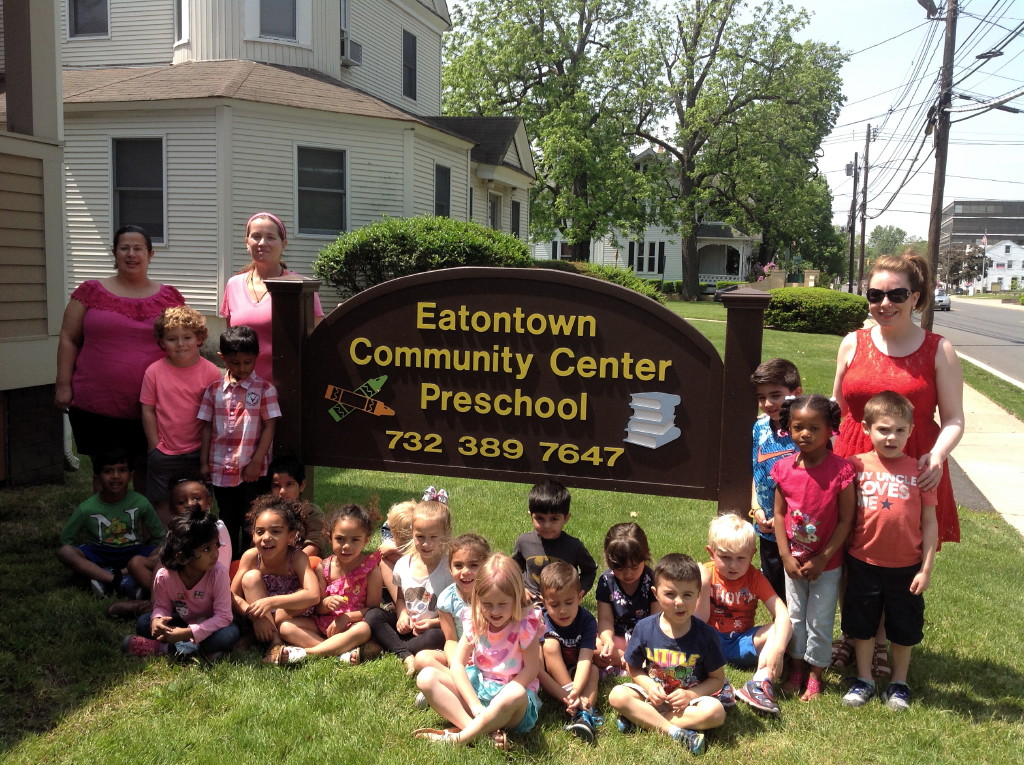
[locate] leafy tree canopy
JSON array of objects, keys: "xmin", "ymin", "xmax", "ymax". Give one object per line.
[{"xmin": 868, "ymin": 225, "xmax": 909, "ymax": 256}]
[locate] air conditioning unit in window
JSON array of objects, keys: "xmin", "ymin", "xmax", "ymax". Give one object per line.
[{"xmin": 341, "ymin": 32, "xmax": 363, "ymax": 67}]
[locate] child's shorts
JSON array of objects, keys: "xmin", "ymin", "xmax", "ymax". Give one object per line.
[
  {"xmin": 79, "ymin": 543, "xmax": 156, "ymax": 570},
  {"xmin": 841, "ymin": 555, "xmax": 924, "ymax": 646},
  {"xmin": 466, "ymin": 665, "xmax": 541, "ymax": 733},
  {"xmin": 618, "ymin": 682, "xmax": 723, "ymax": 716},
  {"xmin": 718, "ymin": 626, "xmax": 762, "ymax": 667},
  {"xmin": 146, "ymin": 448, "xmax": 201, "ymax": 506}
]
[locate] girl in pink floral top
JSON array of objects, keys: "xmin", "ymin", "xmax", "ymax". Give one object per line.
[
  {"xmin": 274, "ymin": 504, "xmax": 383, "ymax": 665},
  {"xmin": 414, "ymin": 552, "xmax": 542, "ymax": 748}
]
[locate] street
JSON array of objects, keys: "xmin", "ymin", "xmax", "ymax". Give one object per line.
[{"xmin": 931, "ymin": 298, "xmax": 1024, "ymax": 384}]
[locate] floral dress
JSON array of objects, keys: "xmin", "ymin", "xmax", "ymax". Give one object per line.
[{"xmin": 315, "ymin": 550, "xmax": 382, "ymax": 635}]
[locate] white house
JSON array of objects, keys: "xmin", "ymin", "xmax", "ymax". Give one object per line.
[
  {"xmin": 532, "ymin": 222, "xmax": 760, "ymax": 285},
  {"xmin": 982, "ymin": 240, "xmax": 1024, "ymax": 292},
  {"xmin": 1, "ymin": 0, "xmax": 534, "ymax": 314}
]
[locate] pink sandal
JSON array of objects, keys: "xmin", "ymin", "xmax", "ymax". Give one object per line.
[
  {"xmin": 800, "ymin": 675, "xmax": 824, "ymax": 702},
  {"xmin": 782, "ymin": 670, "xmax": 805, "ymax": 696}
]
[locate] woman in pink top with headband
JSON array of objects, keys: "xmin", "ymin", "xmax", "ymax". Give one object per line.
[{"xmin": 220, "ymin": 212, "xmax": 324, "ymax": 384}]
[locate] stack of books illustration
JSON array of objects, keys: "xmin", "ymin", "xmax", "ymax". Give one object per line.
[{"xmin": 624, "ymin": 392, "xmax": 681, "ymax": 449}]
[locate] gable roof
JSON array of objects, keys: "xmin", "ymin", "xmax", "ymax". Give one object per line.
[
  {"xmin": 430, "ymin": 116, "xmax": 536, "ymax": 179},
  {"xmin": 55, "ymin": 60, "xmax": 446, "ymax": 130}
]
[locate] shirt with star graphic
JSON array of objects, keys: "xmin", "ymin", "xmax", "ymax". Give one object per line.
[{"xmin": 848, "ymin": 451, "xmax": 937, "ymax": 568}]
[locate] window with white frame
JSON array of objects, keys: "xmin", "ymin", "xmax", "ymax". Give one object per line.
[
  {"xmin": 261, "ymin": 0, "xmax": 296, "ymax": 39},
  {"xmin": 403, "ymin": 31, "xmax": 417, "ymax": 100},
  {"xmin": 434, "ymin": 165, "xmax": 451, "ymax": 217},
  {"xmin": 488, "ymin": 194, "xmax": 501, "ymax": 230},
  {"xmin": 113, "ymin": 138, "xmax": 164, "ymax": 243},
  {"xmin": 245, "ymin": 0, "xmax": 311, "ymax": 45},
  {"xmin": 69, "ymin": 0, "xmax": 108, "ymax": 38},
  {"xmin": 297, "ymin": 146, "xmax": 346, "ymax": 235},
  {"xmin": 175, "ymin": 0, "xmax": 189, "ymax": 44}
]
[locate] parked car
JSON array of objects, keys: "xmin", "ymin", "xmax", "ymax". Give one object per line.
[{"xmin": 934, "ymin": 289, "xmax": 951, "ymax": 311}]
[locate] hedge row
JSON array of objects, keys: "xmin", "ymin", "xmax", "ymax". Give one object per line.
[{"xmin": 765, "ymin": 287, "xmax": 868, "ymax": 335}]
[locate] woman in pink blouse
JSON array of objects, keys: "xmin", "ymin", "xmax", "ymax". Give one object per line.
[
  {"xmin": 55, "ymin": 226, "xmax": 185, "ymax": 489},
  {"xmin": 220, "ymin": 213, "xmax": 324, "ymax": 384}
]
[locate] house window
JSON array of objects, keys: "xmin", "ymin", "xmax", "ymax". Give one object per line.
[
  {"xmin": 175, "ymin": 0, "xmax": 189, "ymax": 44},
  {"xmin": 261, "ymin": 0, "xmax": 296, "ymax": 39},
  {"xmin": 1009, "ymin": 261, "xmax": 1014, "ymax": 269},
  {"xmin": 434, "ymin": 165, "xmax": 451, "ymax": 217},
  {"xmin": 403, "ymin": 31, "xmax": 417, "ymax": 100},
  {"xmin": 297, "ymin": 146, "xmax": 346, "ymax": 235},
  {"xmin": 1006, "ymin": 245, "xmax": 1011, "ymax": 254},
  {"xmin": 113, "ymin": 138, "xmax": 164, "ymax": 243},
  {"xmin": 511, "ymin": 201, "xmax": 521, "ymax": 238},
  {"xmin": 488, "ymin": 194, "xmax": 501, "ymax": 230},
  {"xmin": 646, "ymin": 242, "xmax": 656, "ymax": 272},
  {"xmin": 70, "ymin": 0, "xmax": 108, "ymax": 37}
]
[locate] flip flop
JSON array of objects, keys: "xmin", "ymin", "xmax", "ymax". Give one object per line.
[{"xmin": 412, "ymin": 727, "xmax": 461, "ymax": 744}]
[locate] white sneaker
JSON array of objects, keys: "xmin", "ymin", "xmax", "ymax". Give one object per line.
[
  {"xmin": 414, "ymin": 691, "xmax": 427, "ymax": 709},
  {"xmin": 280, "ymin": 646, "xmax": 307, "ymax": 665}
]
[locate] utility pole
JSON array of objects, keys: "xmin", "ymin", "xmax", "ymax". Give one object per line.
[
  {"xmin": 857, "ymin": 124, "xmax": 871, "ymax": 295},
  {"xmin": 923, "ymin": 0, "xmax": 957, "ymax": 331},
  {"xmin": 846, "ymin": 153, "xmax": 859, "ymax": 292}
]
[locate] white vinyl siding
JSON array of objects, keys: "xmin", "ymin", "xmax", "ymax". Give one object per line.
[
  {"xmin": 64, "ymin": 109, "xmax": 221, "ymax": 312},
  {"xmin": 413, "ymin": 136, "xmax": 465, "ymax": 218},
  {"xmin": 62, "ymin": 0, "xmax": 173, "ymax": 67},
  {"xmin": 338, "ymin": 0, "xmax": 443, "ymax": 115}
]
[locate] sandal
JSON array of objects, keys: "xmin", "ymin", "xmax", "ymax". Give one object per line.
[
  {"xmin": 872, "ymin": 643, "xmax": 892, "ymax": 681},
  {"xmin": 413, "ymin": 727, "xmax": 461, "ymax": 745},
  {"xmin": 782, "ymin": 670, "xmax": 805, "ymax": 697},
  {"xmin": 338, "ymin": 648, "xmax": 359, "ymax": 665},
  {"xmin": 800, "ymin": 675, "xmax": 823, "ymax": 702},
  {"xmin": 263, "ymin": 644, "xmax": 285, "ymax": 665},
  {"xmin": 829, "ymin": 636, "xmax": 854, "ymax": 670}
]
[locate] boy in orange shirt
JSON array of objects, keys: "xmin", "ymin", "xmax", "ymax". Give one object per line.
[
  {"xmin": 698, "ymin": 513, "xmax": 791, "ymax": 716},
  {"xmin": 841, "ymin": 391, "xmax": 937, "ymax": 711}
]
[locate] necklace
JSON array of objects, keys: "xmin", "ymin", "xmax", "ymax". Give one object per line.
[{"xmin": 247, "ymin": 268, "xmax": 284, "ymax": 303}]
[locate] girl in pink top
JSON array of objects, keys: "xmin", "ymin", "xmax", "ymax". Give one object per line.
[
  {"xmin": 123, "ymin": 509, "xmax": 238, "ymax": 659},
  {"xmin": 771, "ymin": 394, "xmax": 855, "ymax": 702},
  {"xmin": 414, "ymin": 553, "xmax": 542, "ymax": 750},
  {"xmin": 220, "ymin": 213, "xmax": 324, "ymax": 384},
  {"xmin": 274, "ymin": 504, "xmax": 383, "ymax": 665}
]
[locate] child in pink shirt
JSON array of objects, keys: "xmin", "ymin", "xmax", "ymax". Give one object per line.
[{"xmin": 140, "ymin": 306, "xmax": 220, "ymax": 523}]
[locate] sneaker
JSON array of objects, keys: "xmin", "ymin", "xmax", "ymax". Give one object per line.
[
  {"xmin": 565, "ymin": 708, "xmax": 602, "ymax": 744},
  {"xmin": 116, "ymin": 573, "xmax": 140, "ymax": 598},
  {"xmin": 881, "ymin": 682, "xmax": 912, "ymax": 711},
  {"xmin": 714, "ymin": 678, "xmax": 736, "ymax": 710},
  {"xmin": 671, "ymin": 727, "xmax": 706, "ymax": 756},
  {"xmin": 414, "ymin": 691, "xmax": 428, "ymax": 710},
  {"xmin": 615, "ymin": 714, "xmax": 637, "ymax": 735},
  {"xmin": 90, "ymin": 568, "xmax": 117, "ymax": 598},
  {"xmin": 170, "ymin": 640, "xmax": 204, "ymax": 665},
  {"xmin": 737, "ymin": 679, "xmax": 780, "ymax": 716},
  {"xmin": 842, "ymin": 678, "xmax": 876, "ymax": 707},
  {"xmin": 122, "ymin": 635, "xmax": 166, "ymax": 657}
]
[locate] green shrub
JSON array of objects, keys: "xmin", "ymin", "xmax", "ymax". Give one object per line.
[
  {"xmin": 313, "ymin": 215, "xmax": 532, "ymax": 297},
  {"xmin": 765, "ymin": 287, "xmax": 868, "ymax": 335},
  {"xmin": 1019, "ymin": 294, "xmax": 1024, "ymax": 306},
  {"xmin": 716, "ymin": 280, "xmax": 743, "ymax": 290},
  {"xmin": 532, "ymin": 260, "xmax": 665, "ymax": 302}
]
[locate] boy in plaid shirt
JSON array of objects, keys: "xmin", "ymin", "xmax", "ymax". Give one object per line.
[{"xmin": 198, "ymin": 326, "xmax": 280, "ymax": 558}]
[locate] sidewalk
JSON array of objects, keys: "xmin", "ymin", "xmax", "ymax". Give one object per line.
[{"xmin": 954, "ymin": 382, "xmax": 1024, "ymax": 538}]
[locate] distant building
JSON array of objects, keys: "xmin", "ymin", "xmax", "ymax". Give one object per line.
[
  {"xmin": 939, "ymin": 200, "xmax": 1024, "ymax": 258},
  {"xmin": 982, "ymin": 240, "xmax": 1024, "ymax": 292}
]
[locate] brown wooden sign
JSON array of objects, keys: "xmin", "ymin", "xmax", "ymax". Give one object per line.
[{"xmin": 269, "ymin": 269, "xmax": 770, "ymax": 510}]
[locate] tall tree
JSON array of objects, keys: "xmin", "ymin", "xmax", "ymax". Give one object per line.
[
  {"xmin": 443, "ymin": 0, "xmax": 661, "ymax": 259},
  {"xmin": 868, "ymin": 225, "xmax": 909, "ymax": 256},
  {"xmin": 640, "ymin": 0, "xmax": 845, "ymax": 298}
]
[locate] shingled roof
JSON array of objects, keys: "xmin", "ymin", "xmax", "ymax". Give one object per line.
[
  {"xmin": 430, "ymin": 117, "xmax": 524, "ymax": 165},
  {"xmin": 57, "ymin": 60, "xmax": 444, "ymax": 130}
]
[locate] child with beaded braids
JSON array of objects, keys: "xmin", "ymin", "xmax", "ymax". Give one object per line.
[{"xmin": 771, "ymin": 394, "xmax": 854, "ymax": 702}]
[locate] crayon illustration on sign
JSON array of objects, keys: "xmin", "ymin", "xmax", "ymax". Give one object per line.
[{"xmin": 325, "ymin": 375, "xmax": 395, "ymax": 423}]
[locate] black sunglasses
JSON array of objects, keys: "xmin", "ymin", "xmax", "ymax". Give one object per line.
[{"xmin": 866, "ymin": 288, "xmax": 912, "ymax": 304}]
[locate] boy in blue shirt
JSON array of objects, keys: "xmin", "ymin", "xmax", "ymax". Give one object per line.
[
  {"xmin": 750, "ymin": 358, "xmax": 801, "ymax": 601},
  {"xmin": 608, "ymin": 554, "xmax": 726, "ymax": 756}
]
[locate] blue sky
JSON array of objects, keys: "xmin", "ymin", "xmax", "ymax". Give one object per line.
[{"xmin": 800, "ymin": 0, "xmax": 1023, "ymax": 241}]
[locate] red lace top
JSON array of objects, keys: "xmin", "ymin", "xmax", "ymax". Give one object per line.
[
  {"xmin": 834, "ymin": 328, "xmax": 959, "ymax": 544},
  {"xmin": 70, "ymin": 280, "xmax": 185, "ymax": 419}
]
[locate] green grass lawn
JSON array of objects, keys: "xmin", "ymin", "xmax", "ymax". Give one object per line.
[{"xmin": 3, "ymin": 312, "xmax": 1023, "ymax": 763}]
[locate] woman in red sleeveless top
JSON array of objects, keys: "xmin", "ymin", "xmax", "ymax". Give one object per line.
[{"xmin": 833, "ymin": 252, "xmax": 964, "ymax": 545}]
